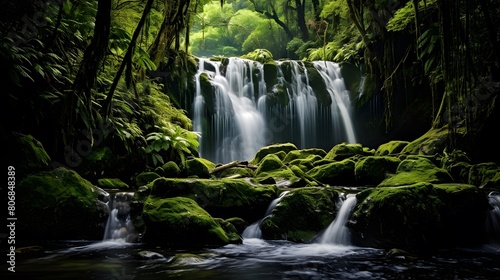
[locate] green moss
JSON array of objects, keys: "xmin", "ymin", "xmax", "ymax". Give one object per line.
[
  {"xmin": 306, "ymin": 159, "xmax": 356, "ymax": 185},
  {"xmin": 136, "ymin": 172, "xmax": 161, "ymax": 187},
  {"xmin": 355, "ymin": 156, "xmax": 401, "ymax": 185},
  {"xmin": 375, "ymin": 140, "xmax": 410, "ymax": 156},
  {"xmin": 4, "ymin": 132, "xmax": 51, "ymax": 179},
  {"xmin": 184, "ymin": 158, "xmax": 216, "ymax": 178},
  {"xmin": 378, "ymin": 157, "xmax": 452, "ymax": 187},
  {"xmin": 255, "ymin": 154, "xmax": 285, "ymax": 174},
  {"xmin": 401, "ymin": 126, "xmax": 464, "ymax": 155},
  {"xmin": 351, "ymin": 182, "xmax": 489, "ymax": 253},
  {"xmin": 283, "ymin": 148, "xmax": 327, "ymax": 163},
  {"xmin": 141, "ymin": 196, "xmax": 238, "ymax": 247},
  {"xmin": 325, "ymin": 143, "xmax": 365, "ymax": 161},
  {"xmin": 250, "ymin": 143, "xmax": 298, "ymax": 165},
  {"xmin": 241, "ymin": 49, "xmax": 274, "ymax": 64},
  {"xmin": 265, "ymin": 85, "xmax": 290, "ymax": 107},
  {"xmin": 97, "ymin": 178, "xmax": 130, "ymax": 189},
  {"xmin": 467, "ymin": 162, "xmax": 500, "ymax": 188},
  {"xmin": 147, "ymin": 178, "xmax": 278, "ymax": 223},
  {"xmin": 162, "ymin": 161, "xmax": 181, "ymax": 177},
  {"xmin": 17, "ymin": 167, "xmax": 101, "ymax": 240},
  {"xmin": 288, "ymin": 155, "xmax": 323, "ymax": 173},
  {"xmin": 218, "ymin": 167, "xmax": 254, "ymax": 178},
  {"xmin": 260, "ymin": 187, "xmax": 341, "ymax": 242}
]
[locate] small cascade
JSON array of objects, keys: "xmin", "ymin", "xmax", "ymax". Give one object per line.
[
  {"xmin": 103, "ymin": 192, "xmax": 137, "ymax": 242},
  {"xmin": 242, "ymin": 191, "xmax": 290, "ymax": 239},
  {"xmin": 486, "ymin": 191, "xmax": 500, "ymax": 242},
  {"xmin": 313, "ymin": 61, "xmax": 357, "ymax": 144},
  {"xmin": 319, "ymin": 194, "xmax": 357, "ymax": 245}
]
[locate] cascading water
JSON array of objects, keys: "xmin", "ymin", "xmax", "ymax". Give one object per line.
[
  {"xmin": 319, "ymin": 194, "xmax": 357, "ymax": 245},
  {"xmin": 193, "ymin": 58, "xmax": 357, "ymax": 164},
  {"xmin": 242, "ymin": 191, "xmax": 290, "ymax": 239},
  {"xmin": 486, "ymin": 191, "xmax": 500, "ymax": 242},
  {"xmin": 103, "ymin": 192, "xmax": 136, "ymax": 243}
]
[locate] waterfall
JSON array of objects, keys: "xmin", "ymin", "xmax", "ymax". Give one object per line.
[
  {"xmin": 319, "ymin": 194, "xmax": 357, "ymax": 245},
  {"xmin": 192, "ymin": 58, "xmax": 358, "ymax": 164},
  {"xmin": 242, "ymin": 191, "xmax": 290, "ymax": 239},
  {"xmin": 487, "ymin": 191, "xmax": 500, "ymax": 242},
  {"xmin": 103, "ymin": 192, "xmax": 136, "ymax": 242},
  {"xmin": 313, "ymin": 61, "xmax": 357, "ymax": 144}
]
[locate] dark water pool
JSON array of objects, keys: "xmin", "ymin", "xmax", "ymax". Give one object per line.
[{"xmin": 5, "ymin": 239, "xmax": 500, "ymax": 279}]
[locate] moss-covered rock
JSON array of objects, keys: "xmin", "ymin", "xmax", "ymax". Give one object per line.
[
  {"xmin": 283, "ymin": 148, "xmax": 327, "ymax": 163},
  {"xmin": 184, "ymin": 157, "xmax": 216, "ymax": 178},
  {"xmin": 144, "ymin": 178, "xmax": 278, "ymax": 223},
  {"xmin": 17, "ymin": 167, "xmax": 104, "ymax": 240},
  {"xmin": 306, "ymin": 159, "xmax": 356, "ymax": 185},
  {"xmin": 355, "ymin": 156, "xmax": 401, "ymax": 185},
  {"xmin": 97, "ymin": 178, "xmax": 130, "ymax": 190},
  {"xmin": 218, "ymin": 167, "xmax": 254, "ymax": 178},
  {"xmin": 225, "ymin": 217, "xmax": 249, "ymax": 234},
  {"xmin": 401, "ymin": 126, "xmax": 462, "ymax": 155},
  {"xmin": 255, "ymin": 154, "xmax": 285, "ymax": 174},
  {"xmin": 288, "ymin": 155, "xmax": 324, "ymax": 173},
  {"xmin": 250, "ymin": 143, "xmax": 298, "ymax": 165},
  {"xmin": 325, "ymin": 143, "xmax": 366, "ymax": 161},
  {"xmin": 260, "ymin": 187, "xmax": 341, "ymax": 242},
  {"xmin": 4, "ymin": 132, "xmax": 51, "ymax": 179},
  {"xmin": 241, "ymin": 49, "xmax": 274, "ymax": 64},
  {"xmin": 349, "ymin": 183, "xmax": 489, "ymax": 254},
  {"xmin": 265, "ymin": 84, "xmax": 290, "ymax": 107},
  {"xmin": 468, "ymin": 162, "xmax": 500, "ymax": 189},
  {"xmin": 254, "ymin": 154, "xmax": 303, "ymax": 187},
  {"xmin": 135, "ymin": 171, "xmax": 161, "ymax": 187},
  {"xmin": 161, "ymin": 161, "xmax": 182, "ymax": 177},
  {"xmin": 378, "ymin": 157, "xmax": 453, "ymax": 187},
  {"xmin": 141, "ymin": 196, "xmax": 240, "ymax": 247},
  {"xmin": 375, "ymin": 140, "xmax": 410, "ymax": 156},
  {"xmin": 263, "ymin": 63, "xmax": 279, "ymax": 92}
]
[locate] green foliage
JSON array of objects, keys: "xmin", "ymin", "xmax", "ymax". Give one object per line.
[
  {"xmin": 386, "ymin": 1, "xmax": 415, "ymax": 32},
  {"xmin": 143, "ymin": 123, "xmax": 200, "ymax": 167}
]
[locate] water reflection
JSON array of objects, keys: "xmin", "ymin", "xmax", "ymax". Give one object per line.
[{"xmin": 10, "ymin": 239, "xmax": 500, "ymax": 280}]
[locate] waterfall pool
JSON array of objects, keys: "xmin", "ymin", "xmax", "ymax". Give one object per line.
[{"xmin": 8, "ymin": 239, "xmax": 500, "ymax": 279}]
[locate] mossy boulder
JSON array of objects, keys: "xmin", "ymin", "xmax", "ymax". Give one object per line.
[
  {"xmin": 17, "ymin": 167, "xmax": 104, "ymax": 240},
  {"xmin": 97, "ymin": 178, "xmax": 130, "ymax": 190},
  {"xmin": 325, "ymin": 143, "xmax": 367, "ymax": 161},
  {"xmin": 184, "ymin": 157, "xmax": 216, "ymax": 178},
  {"xmin": 306, "ymin": 159, "xmax": 356, "ymax": 185},
  {"xmin": 255, "ymin": 154, "xmax": 285, "ymax": 174},
  {"xmin": 349, "ymin": 183, "xmax": 489, "ymax": 254},
  {"xmin": 254, "ymin": 154, "xmax": 303, "ymax": 187},
  {"xmin": 260, "ymin": 187, "xmax": 341, "ymax": 242},
  {"xmin": 144, "ymin": 178, "xmax": 278, "ymax": 223},
  {"xmin": 250, "ymin": 143, "xmax": 298, "ymax": 165},
  {"xmin": 263, "ymin": 63, "xmax": 279, "ymax": 92},
  {"xmin": 265, "ymin": 84, "xmax": 290, "ymax": 107},
  {"xmin": 135, "ymin": 171, "xmax": 161, "ymax": 187},
  {"xmin": 141, "ymin": 196, "xmax": 240, "ymax": 247},
  {"xmin": 355, "ymin": 156, "xmax": 401, "ymax": 185},
  {"xmin": 241, "ymin": 49, "xmax": 274, "ymax": 64},
  {"xmin": 219, "ymin": 167, "xmax": 254, "ymax": 178},
  {"xmin": 4, "ymin": 132, "xmax": 51, "ymax": 179},
  {"xmin": 378, "ymin": 157, "xmax": 453, "ymax": 187},
  {"xmin": 288, "ymin": 154, "xmax": 324, "ymax": 173},
  {"xmin": 161, "ymin": 161, "xmax": 182, "ymax": 177},
  {"xmin": 283, "ymin": 148, "xmax": 327, "ymax": 163},
  {"xmin": 375, "ymin": 140, "xmax": 410, "ymax": 156},
  {"xmin": 225, "ymin": 217, "xmax": 248, "ymax": 233},
  {"xmin": 401, "ymin": 126, "xmax": 463, "ymax": 155}
]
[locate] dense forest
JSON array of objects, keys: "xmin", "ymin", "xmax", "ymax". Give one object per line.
[{"xmin": 2, "ymin": 0, "xmax": 499, "ymax": 180}]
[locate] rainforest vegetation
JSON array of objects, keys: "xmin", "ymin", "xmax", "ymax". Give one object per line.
[{"xmin": 1, "ymin": 0, "xmax": 499, "ymax": 182}]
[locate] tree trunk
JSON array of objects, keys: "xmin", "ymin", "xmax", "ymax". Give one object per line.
[
  {"xmin": 102, "ymin": 0, "xmax": 155, "ymax": 118},
  {"xmin": 61, "ymin": 0, "xmax": 111, "ymax": 145}
]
